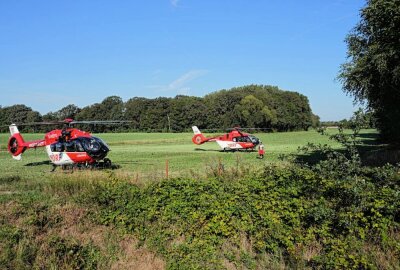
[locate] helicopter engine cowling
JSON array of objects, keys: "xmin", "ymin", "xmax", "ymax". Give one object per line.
[{"xmin": 8, "ymin": 133, "xmax": 26, "ymax": 157}]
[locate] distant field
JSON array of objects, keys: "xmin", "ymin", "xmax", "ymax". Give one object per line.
[{"xmin": 0, "ymin": 129, "xmax": 378, "ymax": 182}]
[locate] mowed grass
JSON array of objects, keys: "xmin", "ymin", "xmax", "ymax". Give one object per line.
[{"xmin": 0, "ymin": 129, "xmax": 377, "ymax": 182}]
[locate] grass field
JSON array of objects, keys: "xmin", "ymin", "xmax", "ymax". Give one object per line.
[
  {"xmin": 0, "ymin": 130, "xmax": 336, "ymax": 179},
  {"xmin": 0, "ymin": 129, "xmax": 377, "ymax": 182}
]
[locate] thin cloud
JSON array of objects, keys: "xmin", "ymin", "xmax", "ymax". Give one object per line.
[
  {"xmin": 147, "ymin": 69, "xmax": 208, "ymax": 95},
  {"xmin": 171, "ymin": 0, "xmax": 179, "ymax": 7},
  {"xmin": 168, "ymin": 70, "xmax": 207, "ymax": 90}
]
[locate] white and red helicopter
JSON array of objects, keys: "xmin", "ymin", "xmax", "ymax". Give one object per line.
[
  {"xmin": 191, "ymin": 126, "xmax": 261, "ymax": 151},
  {"xmin": 6, "ymin": 119, "xmax": 126, "ymax": 169}
]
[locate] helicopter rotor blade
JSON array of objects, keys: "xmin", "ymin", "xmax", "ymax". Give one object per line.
[
  {"xmin": 0, "ymin": 122, "xmax": 60, "ymax": 127},
  {"xmin": 1, "ymin": 120, "xmax": 133, "ymax": 128},
  {"xmin": 226, "ymin": 127, "xmax": 273, "ymax": 133},
  {"xmin": 69, "ymin": 120, "xmax": 132, "ymax": 125}
]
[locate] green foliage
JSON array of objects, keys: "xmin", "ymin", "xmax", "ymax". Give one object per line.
[
  {"xmin": 88, "ymin": 161, "xmax": 399, "ymax": 269},
  {"xmin": 0, "ymin": 104, "xmax": 42, "ymax": 132},
  {"xmin": 0, "ymin": 196, "xmax": 99, "ymax": 269},
  {"xmin": 76, "ymin": 96, "xmax": 125, "ymax": 132},
  {"xmin": 339, "ymin": 0, "xmax": 400, "ymax": 143},
  {"xmin": 0, "ymin": 226, "xmax": 100, "ymax": 270},
  {"xmin": 322, "ymin": 109, "xmax": 376, "ymax": 130},
  {"xmin": 0, "ymin": 84, "xmax": 315, "ymax": 132},
  {"xmin": 44, "ymin": 236, "xmax": 100, "ymax": 270},
  {"xmin": 347, "ymin": 108, "xmax": 376, "ymax": 133},
  {"xmin": 43, "ymin": 104, "xmax": 81, "ymax": 121},
  {"xmin": 0, "ymin": 225, "xmax": 25, "ymax": 267},
  {"xmin": 204, "ymin": 85, "xmax": 313, "ymax": 131},
  {"xmin": 311, "ymin": 113, "xmax": 320, "ymax": 128},
  {"xmin": 234, "ymin": 95, "xmax": 277, "ymax": 128}
]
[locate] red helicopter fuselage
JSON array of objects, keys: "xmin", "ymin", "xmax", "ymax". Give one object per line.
[
  {"xmin": 191, "ymin": 126, "xmax": 260, "ymax": 151},
  {"xmin": 7, "ymin": 124, "xmax": 110, "ymax": 166}
]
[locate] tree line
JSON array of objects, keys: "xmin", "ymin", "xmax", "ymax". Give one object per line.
[
  {"xmin": 0, "ymin": 85, "xmax": 318, "ymax": 133},
  {"xmin": 320, "ymin": 109, "xmax": 376, "ymax": 130}
]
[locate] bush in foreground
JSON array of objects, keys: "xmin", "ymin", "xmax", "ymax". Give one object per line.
[{"xmin": 88, "ymin": 161, "xmax": 399, "ymax": 269}]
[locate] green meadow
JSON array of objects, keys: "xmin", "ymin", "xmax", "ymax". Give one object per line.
[
  {"xmin": 1, "ymin": 129, "xmax": 382, "ymax": 185},
  {"xmin": 0, "ymin": 129, "xmax": 357, "ymax": 181}
]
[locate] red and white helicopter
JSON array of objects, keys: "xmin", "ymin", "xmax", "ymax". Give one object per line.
[
  {"xmin": 191, "ymin": 126, "xmax": 261, "ymax": 151},
  {"xmin": 6, "ymin": 119, "xmax": 126, "ymax": 169}
]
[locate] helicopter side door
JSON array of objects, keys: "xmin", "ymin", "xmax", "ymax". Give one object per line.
[{"xmin": 46, "ymin": 139, "xmax": 91, "ymax": 165}]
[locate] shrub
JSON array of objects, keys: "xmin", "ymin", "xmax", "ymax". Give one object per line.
[{"xmin": 88, "ymin": 161, "xmax": 399, "ymax": 268}]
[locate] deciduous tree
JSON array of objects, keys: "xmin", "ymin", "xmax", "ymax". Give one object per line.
[{"xmin": 339, "ymin": 0, "xmax": 400, "ymax": 142}]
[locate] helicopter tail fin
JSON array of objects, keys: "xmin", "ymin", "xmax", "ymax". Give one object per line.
[
  {"xmin": 8, "ymin": 124, "xmax": 25, "ymax": 160},
  {"xmin": 192, "ymin": 126, "xmax": 202, "ymax": 135},
  {"xmin": 191, "ymin": 126, "xmax": 208, "ymax": 145}
]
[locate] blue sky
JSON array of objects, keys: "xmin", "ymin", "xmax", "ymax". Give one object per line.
[{"xmin": 0, "ymin": 0, "xmax": 365, "ymax": 121}]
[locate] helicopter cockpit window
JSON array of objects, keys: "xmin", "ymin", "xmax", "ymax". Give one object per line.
[
  {"xmin": 51, "ymin": 139, "xmax": 85, "ymax": 152},
  {"xmin": 236, "ymin": 136, "xmax": 251, "ymax": 143},
  {"xmin": 76, "ymin": 137, "xmax": 109, "ymax": 159},
  {"xmin": 74, "ymin": 140, "xmax": 84, "ymax": 152},
  {"xmin": 50, "ymin": 142, "xmax": 64, "ymax": 152},
  {"xmin": 80, "ymin": 138, "xmax": 101, "ymax": 152},
  {"xmin": 248, "ymin": 135, "xmax": 260, "ymax": 145},
  {"xmin": 65, "ymin": 141, "xmax": 75, "ymax": 152}
]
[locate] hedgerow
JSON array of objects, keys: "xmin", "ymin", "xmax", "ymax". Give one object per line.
[{"xmin": 88, "ymin": 160, "xmax": 400, "ymax": 269}]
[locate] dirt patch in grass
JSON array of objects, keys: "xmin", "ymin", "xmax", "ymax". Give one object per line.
[
  {"xmin": 111, "ymin": 236, "xmax": 165, "ymax": 270},
  {"xmin": 49, "ymin": 204, "xmax": 106, "ymax": 249},
  {"xmin": 53, "ymin": 203, "xmax": 165, "ymax": 269}
]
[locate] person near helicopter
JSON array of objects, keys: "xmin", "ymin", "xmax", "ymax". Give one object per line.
[{"xmin": 258, "ymin": 142, "xmax": 265, "ymax": 159}]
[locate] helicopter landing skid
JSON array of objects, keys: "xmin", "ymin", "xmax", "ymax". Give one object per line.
[{"xmin": 51, "ymin": 158, "xmax": 114, "ymax": 172}]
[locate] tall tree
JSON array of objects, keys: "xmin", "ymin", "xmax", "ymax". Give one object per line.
[
  {"xmin": 125, "ymin": 97, "xmax": 151, "ymax": 129},
  {"xmin": 170, "ymin": 95, "xmax": 208, "ymax": 132},
  {"xmin": 339, "ymin": 0, "xmax": 400, "ymax": 142},
  {"xmin": 234, "ymin": 95, "xmax": 276, "ymax": 128},
  {"xmin": 43, "ymin": 104, "xmax": 81, "ymax": 121},
  {"xmin": 100, "ymin": 96, "xmax": 124, "ymax": 120},
  {"xmin": 0, "ymin": 105, "xmax": 42, "ymax": 132}
]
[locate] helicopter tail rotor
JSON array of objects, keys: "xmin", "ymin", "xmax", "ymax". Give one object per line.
[
  {"xmin": 191, "ymin": 126, "xmax": 208, "ymax": 145},
  {"xmin": 8, "ymin": 124, "xmax": 26, "ymax": 160}
]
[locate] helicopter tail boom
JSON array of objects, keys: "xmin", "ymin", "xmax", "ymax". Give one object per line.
[{"xmin": 7, "ymin": 124, "xmax": 45, "ymax": 160}]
